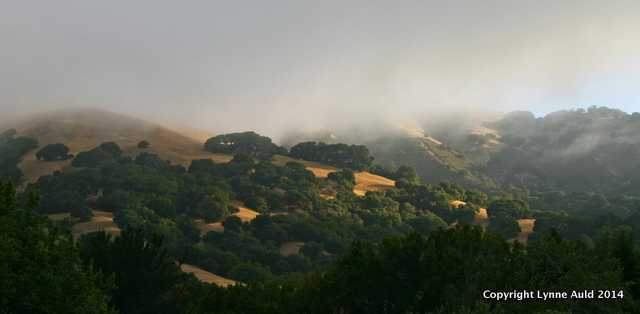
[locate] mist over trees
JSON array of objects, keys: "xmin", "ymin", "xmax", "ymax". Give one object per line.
[
  {"xmin": 290, "ymin": 142, "xmax": 374, "ymax": 170},
  {"xmin": 204, "ymin": 132, "xmax": 286, "ymax": 159}
]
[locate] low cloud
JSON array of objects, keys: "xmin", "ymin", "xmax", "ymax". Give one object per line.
[{"xmin": 1, "ymin": 1, "xmax": 639, "ymax": 139}]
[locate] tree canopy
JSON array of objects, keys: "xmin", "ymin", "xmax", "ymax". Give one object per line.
[
  {"xmin": 36, "ymin": 143, "xmax": 72, "ymax": 161},
  {"xmin": 72, "ymin": 142, "xmax": 124, "ymax": 168},
  {"xmin": 290, "ymin": 141, "xmax": 374, "ymax": 170},
  {"xmin": 204, "ymin": 132, "xmax": 286, "ymax": 158},
  {"xmin": 0, "ymin": 131, "xmax": 38, "ymax": 183},
  {"xmin": 0, "ymin": 181, "xmax": 114, "ymax": 314}
]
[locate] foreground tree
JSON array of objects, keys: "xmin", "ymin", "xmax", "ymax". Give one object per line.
[
  {"xmin": 0, "ymin": 134, "xmax": 38, "ymax": 183},
  {"xmin": 79, "ymin": 229, "xmax": 187, "ymax": 314},
  {"xmin": 293, "ymin": 226, "xmax": 633, "ymax": 313},
  {"xmin": 0, "ymin": 181, "xmax": 114, "ymax": 314}
]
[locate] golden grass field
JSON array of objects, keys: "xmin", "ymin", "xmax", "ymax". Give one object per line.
[
  {"xmin": 14, "ymin": 109, "xmax": 231, "ymax": 184},
  {"xmin": 279, "ymin": 241, "xmax": 305, "ymax": 256},
  {"xmin": 47, "ymin": 210, "xmax": 121, "ymax": 238},
  {"xmin": 179, "ymin": 263, "xmax": 236, "ymax": 287},
  {"xmin": 13, "ymin": 110, "xmax": 397, "ymax": 199},
  {"xmin": 474, "ymin": 207, "xmax": 488, "ymax": 220},
  {"xmin": 516, "ymin": 219, "xmax": 536, "ymax": 244},
  {"xmin": 353, "ymin": 172, "xmax": 396, "ymax": 196},
  {"xmin": 272, "ymin": 155, "xmax": 396, "ymax": 196},
  {"xmin": 449, "ymin": 200, "xmax": 467, "ymax": 208},
  {"xmin": 47, "ymin": 212, "xmax": 72, "ymax": 221},
  {"xmin": 231, "ymin": 201, "xmax": 260, "ymax": 222},
  {"xmin": 195, "ymin": 202, "xmax": 261, "ymax": 235},
  {"xmin": 196, "ymin": 220, "xmax": 225, "ymax": 235},
  {"xmin": 464, "ymin": 206, "xmax": 535, "ymax": 244},
  {"xmin": 71, "ymin": 210, "xmax": 121, "ymax": 238},
  {"xmin": 271, "ymin": 155, "xmax": 337, "ymax": 178}
]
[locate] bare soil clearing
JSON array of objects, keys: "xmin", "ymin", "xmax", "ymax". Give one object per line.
[
  {"xmin": 279, "ymin": 241, "xmax": 305, "ymax": 256},
  {"xmin": 14, "ymin": 109, "xmax": 230, "ymax": 184},
  {"xmin": 47, "ymin": 212, "xmax": 71, "ymax": 221},
  {"xmin": 516, "ymin": 219, "xmax": 536, "ymax": 244},
  {"xmin": 272, "ymin": 155, "xmax": 337, "ymax": 178},
  {"xmin": 71, "ymin": 210, "xmax": 121, "ymax": 238},
  {"xmin": 272, "ymin": 155, "xmax": 396, "ymax": 196},
  {"xmin": 231, "ymin": 202, "xmax": 260, "ymax": 222},
  {"xmin": 196, "ymin": 203, "xmax": 261, "ymax": 235},
  {"xmin": 195, "ymin": 219, "xmax": 225, "ymax": 235},
  {"xmin": 180, "ymin": 264, "xmax": 236, "ymax": 287},
  {"xmin": 13, "ymin": 110, "xmax": 397, "ymax": 198},
  {"xmin": 449, "ymin": 200, "xmax": 467, "ymax": 208},
  {"xmin": 353, "ymin": 172, "xmax": 396, "ymax": 196}
]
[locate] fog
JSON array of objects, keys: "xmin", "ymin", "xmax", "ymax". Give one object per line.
[{"xmin": 2, "ymin": 1, "xmax": 640, "ymax": 139}]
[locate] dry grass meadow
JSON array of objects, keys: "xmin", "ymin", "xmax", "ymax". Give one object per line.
[
  {"xmin": 71, "ymin": 210, "xmax": 121, "ymax": 238},
  {"xmin": 279, "ymin": 241, "xmax": 305, "ymax": 256},
  {"xmin": 14, "ymin": 109, "xmax": 231, "ymax": 184},
  {"xmin": 180, "ymin": 263, "xmax": 236, "ymax": 287}
]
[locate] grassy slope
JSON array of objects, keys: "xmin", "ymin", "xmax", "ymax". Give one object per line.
[
  {"xmin": 12, "ymin": 109, "xmax": 231, "ymax": 184},
  {"xmin": 180, "ymin": 263, "xmax": 236, "ymax": 287},
  {"xmin": 14, "ymin": 110, "xmax": 395, "ymax": 195}
]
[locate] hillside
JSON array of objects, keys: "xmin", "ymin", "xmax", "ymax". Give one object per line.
[
  {"xmin": 5, "ymin": 107, "xmax": 640, "ymax": 313},
  {"xmin": 279, "ymin": 123, "xmax": 498, "ymax": 191},
  {"xmin": 484, "ymin": 107, "xmax": 640, "ymax": 194},
  {"xmin": 7, "ymin": 109, "xmax": 231, "ymax": 183},
  {"xmin": 6, "ymin": 109, "xmax": 396, "ymax": 198},
  {"xmin": 271, "ymin": 154, "xmax": 396, "ymax": 196}
]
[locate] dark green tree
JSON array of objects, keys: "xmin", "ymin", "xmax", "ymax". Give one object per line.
[
  {"xmin": 0, "ymin": 182, "xmax": 114, "ymax": 314},
  {"xmin": 487, "ymin": 199, "xmax": 531, "ymax": 219},
  {"xmin": 204, "ymin": 132, "xmax": 285, "ymax": 158},
  {"xmin": 137, "ymin": 140, "xmax": 150, "ymax": 149},
  {"xmin": 290, "ymin": 141, "xmax": 374, "ymax": 170},
  {"xmin": 79, "ymin": 229, "xmax": 185, "ymax": 314},
  {"xmin": 36, "ymin": 143, "xmax": 72, "ymax": 161},
  {"xmin": 99, "ymin": 142, "xmax": 123, "ymax": 158},
  {"xmin": 487, "ymin": 214, "xmax": 520, "ymax": 239}
]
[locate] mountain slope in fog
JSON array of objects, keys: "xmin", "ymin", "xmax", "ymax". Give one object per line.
[
  {"xmin": 484, "ymin": 107, "xmax": 640, "ymax": 193},
  {"xmin": 5, "ymin": 109, "xmax": 231, "ymax": 183}
]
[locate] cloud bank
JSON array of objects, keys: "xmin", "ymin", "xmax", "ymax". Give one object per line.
[{"xmin": 1, "ymin": 0, "xmax": 639, "ymax": 138}]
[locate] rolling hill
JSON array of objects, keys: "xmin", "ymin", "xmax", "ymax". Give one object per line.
[
  {"xmin": 278, "ymin": 122, "xmax": 499, "ymax": 192},
  {"xmin": 5, "ymin": 109, "xmax": 396, "ymax": 198},
  {"xmin": 5, "ymin": 109, "xmax": 231, "ymax": 184}
]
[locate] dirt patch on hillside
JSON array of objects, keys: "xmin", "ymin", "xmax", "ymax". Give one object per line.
[
  {"xmin": 473, "ymin": 208, "xmax": 489, "ymax": 228},
  {"xmin": 279, "ymin": 241, "xmax": 305, "ymax": 256},
  {"xmin": 231, "ymin": 202, "xmax": 260, "ymax": 222},
  {"xmin": 195, "ymin": 203, "xmax": 260, "ymax": 235},
  {"xmin": 47, "ymin": 212, "xmax": 71, "ymax": 221},
  {"xmin": 71, "ymin": 210, "xmax": 121, "ymax": 238},
  {"xmin": 450, "ymin": 200, "xmax": 467, "ymax": 208},
  {"xmin": 14, "ymin": 110, "xmax": 233, "ymax": 184},
  {"xmin": 272, "ymin": 155, "xmax": 337, "ymax": 178},
  {"xmin": 516, "ymin": 219, "xmax": 536, "ymax": 244},
  {"xmin": 180, "ymin": 264, "xmax": 236, "ymax": 287},
  {"xmin": 353, "ymin": 172, "xmax": 396, "ymax": 196},
  {"xmin": 196, "ymin": 220, "xmax": 225, "ymax": 235}
]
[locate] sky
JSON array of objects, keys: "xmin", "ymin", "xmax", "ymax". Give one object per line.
[{"xmin": 1, "ymin": 1, "xmax": 640, "ymax": 136}]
